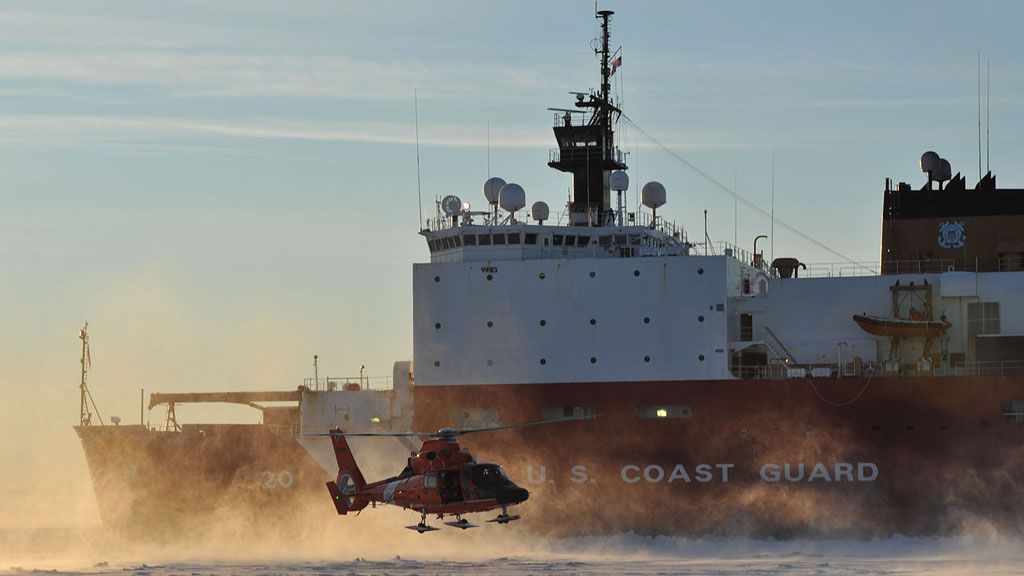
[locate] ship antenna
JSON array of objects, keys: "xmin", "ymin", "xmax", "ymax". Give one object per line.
[
  {"xmin": 977, "ymin": 49, "xmax": 982, "ymax": 182},
  {"xmin": 986, "ymin": 58, "xmax": 990, "ymax": 173},
  {"xmin": 597, "ymin": 10, "xmax": 613, "ymax": 110},
  {"xmin": 415, "ymin": 88, "xmax": 424, "ymax": 231},
  {"xmin": 78, "ymin": 321, "xmax": 103, "ymax": 426},
  {"xmin": 770, "ymin": 148, "xmax": 775, "ymax": 265}
]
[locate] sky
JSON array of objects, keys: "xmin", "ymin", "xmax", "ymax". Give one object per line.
[{"xmin": 1, "ymin": 0, "xmax": 1023, "ymax": 526}]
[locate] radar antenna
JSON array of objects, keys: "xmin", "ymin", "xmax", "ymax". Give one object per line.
[{"xmin": 78, "ymin": 321, "xmax": 103, "ymax": 426}]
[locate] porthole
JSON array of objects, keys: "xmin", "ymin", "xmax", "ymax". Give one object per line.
[
  {"xmin": 540, "ymin": 358, "xmax": 547, "ymax": 365},
  {"xmin": 433, "ymin": 361, "xmax": 440, "ymax": 367},
  {"xmin": 434, "ymin": 322, "xmax": 441, "ymax": 330},
  {"xmin": 698, "ymin": 354, "xmax": 705, "ymax": 361},
  {"xmin": 633, "ymin": 270, "xmax": 640, "ymax": 277},
  {"xmin": 589, "ymin": 271, "xmax": 596, "ymax": 278},
  {"xmin": 486, "ymin": 274, "xmax": 493, "ymax": 281},
  {"xmin": 434, "ymin": 276, "xmax": 440, "ymax": 283},
  {"xmin": 590, "ymin": 357, "xmax": 598, "ymax": 364},
  {"xmin": 643, "ymin": 317, "xmax": 650, "ymax": 324},
  {"xmin": 487, "ymin": 360, "xmax": 494, "ymax": 367},
  {"xmin": 697, "ymin": 268, "xmax": 704, "ymax": 275},
  {"xmin": 590, "ymin": 318, "xmax": 597, "ymax": 326},
  {"xmin": 539, "ymin": 320, "xmax": 547, "ymax": 327},
  {"xmin": 486, "ymin": 321, "xmax": 493, "ymax": 328},
  {"xmin": 644, "ymin": 355, "xmax": 651, "ymax": 363},
  {"xmin": 539, "ymin": 272, "xmax": 546, "ymax": 279},
  {"xmin": 698, "ymin": 315, "xmax": 704, "ymax": 323}
]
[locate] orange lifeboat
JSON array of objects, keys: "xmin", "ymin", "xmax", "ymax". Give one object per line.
[{"xmin": 852, "ymin": 314, "xmax": 951, "ymax": 338}]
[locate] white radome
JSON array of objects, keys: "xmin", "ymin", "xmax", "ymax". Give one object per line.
[
  {"xmin": 531, "ymin": 201, "xmax": 550, "ymax": 223},
  {"xmin": 483, "ymin": 177, "xmax": 506, "ymax": 204},
  {"xmin": 641, "ymin": 181, "xmax": 667, "ymax": 209},
  {"xmin": 610, "ymin": 170, "xmax": 629, "ymax": 191},
  {"xmin": 499, "ymin": 183, "xmax": 526, "ymax": 213}
]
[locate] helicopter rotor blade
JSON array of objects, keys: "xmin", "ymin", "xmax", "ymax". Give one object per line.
[
  {"xmin": 434, "ymin": 415, "xmax": 593, "ymax": 438},
  {"xmin": 304, "ymin": 415, "xmax": 594, "ymax": 439}
]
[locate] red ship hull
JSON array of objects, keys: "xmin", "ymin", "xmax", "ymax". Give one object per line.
[{"xmin": 413, "ymin": 375, "xmax": 1024, "ymax": 536}]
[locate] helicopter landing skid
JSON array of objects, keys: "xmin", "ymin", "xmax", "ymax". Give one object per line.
[
  {"xmin": 443, "ymin": 517, "xmax": 478, "ymax": 530},
  {"xmin": 406, "ymin": 522, "xmax": 440, "ymax": 533}
]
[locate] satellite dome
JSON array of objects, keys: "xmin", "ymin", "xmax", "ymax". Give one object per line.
[
  {"xmin": 531, "ymin": 201, "xmax": 550, "ymax": 223},
  {"xmin": 920, "ymin": 151, "xmax": 940, "ymax": 174},
  {"xmin": 641, "ymin": 181, "xmax": 667, "ymax": 210},
  {"xmin": 499, "ymin": 183, "xmax": 526, "ymax": 213},
  {"xmin": 936, "ymin": 158, "xmax": 952, "ymax": 182},
  {"xmin": 483, "ymin": 177, "xmax": 506, "ymax": 204},
  {"xmin": 610, "ymin": 171, "xmax": 629, "ymax": 191}
]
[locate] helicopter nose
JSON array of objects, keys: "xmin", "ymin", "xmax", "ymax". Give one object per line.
[{"xmin": 496, "ymin": 486, "xmax": 529, "ymax": 505}]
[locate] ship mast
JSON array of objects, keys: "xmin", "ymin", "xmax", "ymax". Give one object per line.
[
  {"xmin": 547, "ymin": 9, "xmax": 626, "ymax": 226},
  {"xmin": 79, "ymin": 321, "xmax": 103, "ymax": 426}
]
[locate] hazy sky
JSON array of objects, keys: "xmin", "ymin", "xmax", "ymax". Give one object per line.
[{"xmin": 1, "ymin": 0, "xmax": 1022, "ymax": 526}]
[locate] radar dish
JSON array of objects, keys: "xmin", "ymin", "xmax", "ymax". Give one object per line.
[
  {"xmin": 641, "ymin": 181, "xmax": 667, "ymax": 209},
  {"xmin": 531, "ymin": 201, "xmax": 550, "ymax": 223},
  {"xmin": 920, "ymin": 151, "xmax": 940, "ymax": 173},
  {"xmin": 498, "ymin": 183, "xmax": 526, "ymax": 213},
  {"xmin": 610, "ymin": 171, "xmax": 629, "ymax": 191},
  {"xmin": 483, "ymin": 177, "xmax": 506, "ymax": 204},
  {"xmin": 441, "ymin": 194, "xmax": 463, "ymax": 217}
]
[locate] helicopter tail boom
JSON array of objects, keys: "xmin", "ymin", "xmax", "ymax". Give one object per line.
[{"xmin": 325, "ymin": 428, "xmax": 369, "ymax": 515}]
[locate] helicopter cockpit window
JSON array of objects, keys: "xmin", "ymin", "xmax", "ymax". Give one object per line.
[
  {"xmin": 424, "ymin": 473, "xmax": 438, "ymax": 490},
  {"xmin": 471, "ymin": 464, "xmax": 510, "ymax": 489}
]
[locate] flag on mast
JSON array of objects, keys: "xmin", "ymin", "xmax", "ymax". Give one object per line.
[{"xmin": 610, "ymin": 56, "xmax": 622, "ymax": 76}]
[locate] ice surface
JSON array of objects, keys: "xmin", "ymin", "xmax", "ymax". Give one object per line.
[{"xmin": 5, "ymin": 529, "xmax": 1024, "ymax": 575}]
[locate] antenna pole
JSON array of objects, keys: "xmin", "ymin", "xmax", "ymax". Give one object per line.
[
  {"xmin": 704, "ymin": 209, "xmax": 709, "ymax": 256},
  {"xmin": 415, "ymin": 89, "xmax": 424, "ymax": 230},
  {"xmin": 487, "ymin": 121, "xmax": 491, "ymax": 179},
  {"xmin": 80, "ymin": 321, "xmax": 90, "ymax": 426},
  {"xmin": 313, "ymin": 354, "xmax": 320, "ymax": 390},
  {"xmin": 733, "ymin": 162, "xmax": 738, "ymax": 248},
  {"xmin": 977, "ymin": 50, "xmax": 982, "ymax": 182},
  {"xmin": 597, "ymin": 11, "xmax": 612, "ymax": 106},
  {"xmin": 770, "ymin": 149, "xmax": 775, "ymax": 265},
  {"xmin": 986, "ymin": 58, "xmax": 990, "ymax": 173}
]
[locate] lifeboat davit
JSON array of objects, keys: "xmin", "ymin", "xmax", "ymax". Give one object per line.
[{"xmin": 852, "ymin": 314, "xmax": 951, "ymax": 338}]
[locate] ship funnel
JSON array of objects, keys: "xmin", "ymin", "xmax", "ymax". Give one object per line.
[
  {"xmin": 483, "ymin": 177, "xmax": 506, "ymax": 205},
  {"xmin": 499, "ymin": 183, "xmax": 526, "ymax": 213},
  {"xmin": 531, "ymin": 201, "xmax": 550, "ymax": 224}
]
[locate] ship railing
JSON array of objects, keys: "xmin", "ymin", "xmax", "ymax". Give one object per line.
[
  {"xmin": 548, "ymin": 147, "xmax": 627, "ymax": 165},
  {"xmin": 551, "ymin": 112, "xmax": 589, "ymax": 127},
  {"xmin": 940, "ymin": 361, "xmax": 1024, "ymax": 376},
  {"xmin": 793, "ymin": 259, "xmax": 1016, "ymax": 278},
  {"xmin": 303, "ymin": 376, "xmax": 394, "ymax": 392}
]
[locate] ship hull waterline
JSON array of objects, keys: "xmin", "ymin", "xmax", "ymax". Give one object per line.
[{"xmin": 412, "ymin": 374, "xmax": 1024, "ymax": 536}]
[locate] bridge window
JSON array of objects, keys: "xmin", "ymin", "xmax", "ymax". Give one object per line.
[
  {"xmin": 453, "ymin": 235, "xmax": 462, "ymax": 247},
  {"xmin": 553, "ymin": 234, "xmax": 564, "ymax": 246},
  {"xmin": 508, "ymin": 233, "xmax": 521, "ymax": 245},
  {"xmin": 478, "ymin": 234, "xmax": 492, "ymax": 246},
  {"xmin": 493, "ymin": 234, "xmax": 506, "ymax": 245},
  {"xmin": 599, "ymin": 235, "xmax": 612, "ymax": 246},
  {"xmin": 463, "ymin": 234, "xmax": 477, "ymax": 246},
  {"xmin": 576, "ymin": 236, "xmax": 590, "ymax": 247},
  {"xmin": 525, "ymin": 233, "xmax": 538, "ymax": 245}
]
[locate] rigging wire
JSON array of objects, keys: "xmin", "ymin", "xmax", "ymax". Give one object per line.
[{"xmin": 619, "ymin": 112, "xmax": 871, "ymax": 271}]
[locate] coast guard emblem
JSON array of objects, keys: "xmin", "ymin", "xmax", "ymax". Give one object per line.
[{"xmin": 937, "ymin": 221, "xmax": 966, "ymax": 249}]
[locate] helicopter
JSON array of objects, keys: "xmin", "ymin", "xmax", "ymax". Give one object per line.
[{"xmin": 317, "ymin": 419, "xmax": 581, "ymax": 532}]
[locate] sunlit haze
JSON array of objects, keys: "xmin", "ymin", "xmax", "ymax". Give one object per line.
[{"xmin": 1, "ymin": 0, "xmax": 1023, "ymax": 533}]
